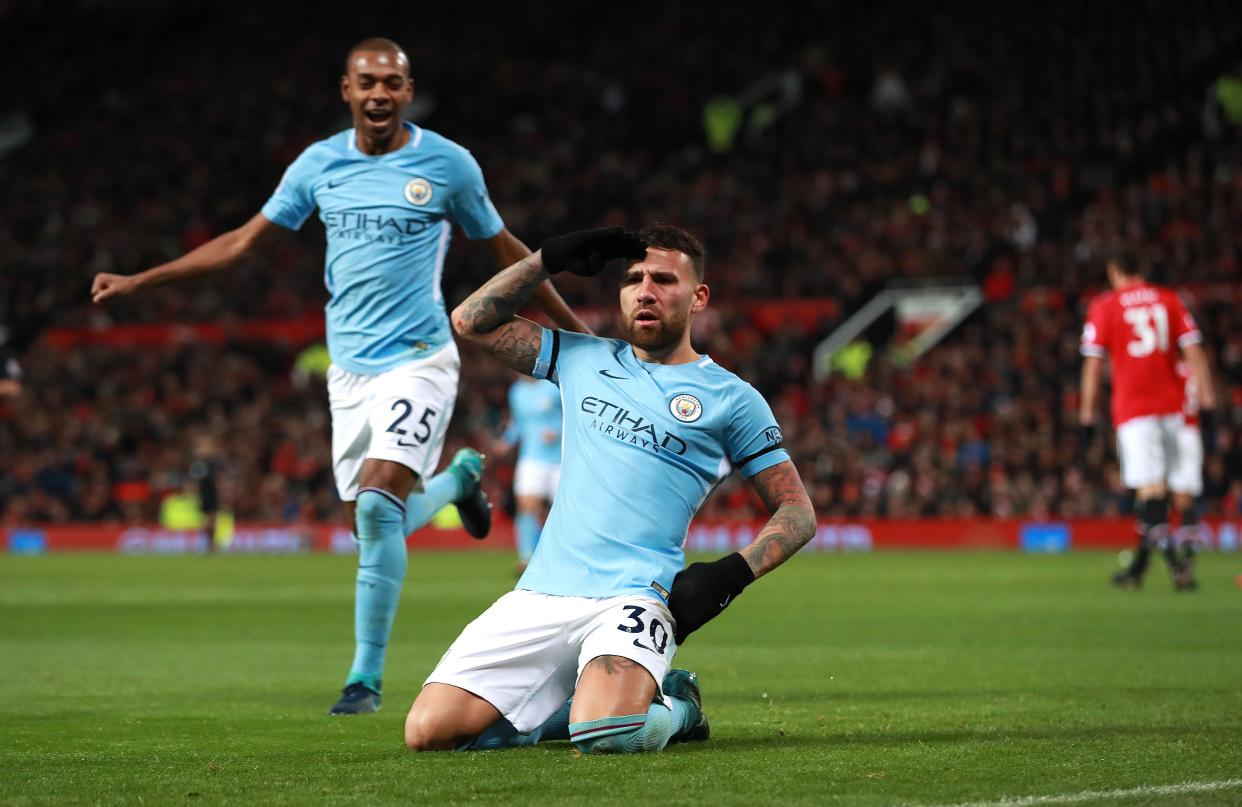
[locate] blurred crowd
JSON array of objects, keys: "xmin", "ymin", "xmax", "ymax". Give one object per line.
[{"xmin": 2, "ymin": 0, "xmax": 1241, "ymax": 525}]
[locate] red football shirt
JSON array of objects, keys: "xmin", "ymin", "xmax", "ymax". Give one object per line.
[{"xmin": 1080, "ymin": 284, "xmax": 1201, "ymax": 426}]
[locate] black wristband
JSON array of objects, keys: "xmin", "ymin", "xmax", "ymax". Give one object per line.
[
  {"xmin": 668, "ymin": 551, "xmax": 757, "ymax": 645},
  {"xmin": 715, "ymin": 551, "xmax": 756, "ymax": 596}
]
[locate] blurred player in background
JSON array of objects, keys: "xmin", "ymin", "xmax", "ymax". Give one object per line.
[
  {"xmin": 189, "ymin": 435, "xmax": 221, "ymax": 553},
  {"xmin": 90, "ymin": 37, "xmax": 589, "ymax": 714},
  {"xmin": 495, "ymin": 376, "xmax": 562, "ymax": 572},
  {"xmin": 403, "ymin": 224, "xmax": 816, "ymax": 754},
  {"xmin": 1079, "ymin": 244, "xmax": 1216, "ymax": 591}
]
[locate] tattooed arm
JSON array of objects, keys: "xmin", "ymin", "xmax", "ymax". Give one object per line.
[
  {"xmin": 666, "ymin": 459, "xmax": 815, "ymax": 643},
  {"xmin": 450, "ymin": 251, "xmax": 551, "ymax": 375},
  {"xmin": 484, "ymin": 229, "xmax": 592, "ymax": 335},
  {"xmin": 738, "ymin": 461, "xmax": 817, "ymax": 579}
]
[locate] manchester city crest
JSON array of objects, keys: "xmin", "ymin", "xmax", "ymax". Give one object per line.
[
  {"xmin": 404, "ymin": 177, "xmax": 433, "ymax": 206},
  {"xmin": 669, "ymin": 393, "xmax": 703, "ymax": 423}
]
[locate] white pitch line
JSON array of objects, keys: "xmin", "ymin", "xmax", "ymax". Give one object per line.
[{"xmin": 916, "ymin": 778, "xmax": 1242, "ymax": 807}]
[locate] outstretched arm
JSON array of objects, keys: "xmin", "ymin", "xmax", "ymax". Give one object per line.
[
  {"xmin": 451, "ymin": 252, "xmax": 550, "ymax": 375},
  {"xmin": 486, "ymin": 230, "xmax": 592, "ymax": 335},
  {"xmin": 92, "ymin": 213, "xmax": 283, "ymax": 303},
  {"xmin": 738, "ymin": 460, "xmax": 818, "ymax": 579}
]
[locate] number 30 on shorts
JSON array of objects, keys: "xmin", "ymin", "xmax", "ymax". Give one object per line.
[{"xmin": 616, "ymin": 605, "xmax": 670, "ymax": 655}]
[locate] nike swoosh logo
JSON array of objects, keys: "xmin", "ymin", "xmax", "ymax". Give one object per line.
[
  {"xmin": 599, "ymin": 369, "xmax": 630, "ymax": 380},
  {"xmin": 718, "ymin": 595, "xmax": 732, "ymax": 608},
  {"xmin": 327, "ymin": 179, "xmax": 346, "ymax": 188}
]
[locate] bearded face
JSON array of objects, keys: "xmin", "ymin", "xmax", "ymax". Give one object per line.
[
  {"xmin": 620, "ymin": 301, "xmax": 691, "ymax": 352},
  {"xmin": 618, "ymin": 248, "xmax": 707, "ymax": 358}
]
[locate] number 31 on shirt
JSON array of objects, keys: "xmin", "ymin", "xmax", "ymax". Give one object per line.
[{"xmin": 1123, "ymin": 304, "xmax": 1168, "ymax": 357}]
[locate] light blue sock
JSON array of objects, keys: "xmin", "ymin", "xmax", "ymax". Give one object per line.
[
  {"xmin": 664, "ymin": 695, "xmax": 692, "ymax": 734},
  {"xmin": 514, "ymin": 513, "xmax": 542, "ymax": 563},
  {"xmin": 569, "ymin": 697, "xmax": 692, "ymax": 754},
  {"xmin": 466, "ymin": 702, "xmax": 571, "ymax": 750},
  {"xmin": 347, "ymin": 488, "xmax": 408, "ymax": 689},
  {"xmin": 403, "ymin": 472, "xmax": 461, "ymax": 535}
]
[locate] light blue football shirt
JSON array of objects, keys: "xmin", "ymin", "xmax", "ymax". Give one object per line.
[
  {"xmin": 517, "ymin": 329, "xmax": 790, "ymax": 601},
  {"xmin": 261, "ymin": 122, "xmax": 504, "ymax": 375},
  {"xmin": 503, "ymin": 379, "xmax": 563, "ymax": 466}
]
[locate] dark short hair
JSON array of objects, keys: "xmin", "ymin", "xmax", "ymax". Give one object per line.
[
  {"xmin": 345, "ymin": 38, "xmax": 409, "ymax": 75},
  {"xmin": 639, "ymin": 223, "xmax": 706, "ymax": 282},
  {"xmin": 1103, "ymin": 242, "xmax": 1143, "ymax": 278}
]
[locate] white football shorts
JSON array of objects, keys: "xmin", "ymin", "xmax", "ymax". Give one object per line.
[
  {"xmin": 424, "ymin": 589, "xmax": 676, "ymax": 733},
  {"xmin": 1168, "ymin": 422, "xmax": 1203, "ymax": 496},
  {"xmin": 1115, "ymin": 413, "xmax": 1182, "ymax": 490},
  {"xmin": 513, "ymin": 458, "xmax": 561, "ymax": 500},
  {"xmin": 327, "ymin": 343, "xmax": 459, "ymax": 501}
]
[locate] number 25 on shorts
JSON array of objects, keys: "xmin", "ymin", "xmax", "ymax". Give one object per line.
[{"xmin": 386, "ymin": 399, "xmax": 438, "ymax": 448}]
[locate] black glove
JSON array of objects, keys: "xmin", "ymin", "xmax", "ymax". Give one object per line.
[
  {"xmin": 539, "ymin": 227, "xmax": 647, "ymax": 277},
  {"xmin": 668, "ymin": 552, "xmax": 755, "ymax": 645},
  {"xmin": 1077, "ymin": 422, "xmax": 1096, "ymax": 464},
  {"xmin": 1199, "ymin": 409, "xmax": 1217, "ymax": 455}
]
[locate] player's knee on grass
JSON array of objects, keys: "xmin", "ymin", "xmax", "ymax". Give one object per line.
[
  {"xmin": 404, "ymin": 708, "xmax": 466, "ymax": 752},
  {"xmin": 405, "ymin": 685, "xmax": 504, "ymax": 752}
]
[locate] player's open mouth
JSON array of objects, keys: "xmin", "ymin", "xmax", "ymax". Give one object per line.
[
  {"xmin": 635, "ymin": 311, "xmax": 659, "ymax": 326},
  {"xmin": 364, "ymin": 109, "xmax": 393, "ymax": 126}
]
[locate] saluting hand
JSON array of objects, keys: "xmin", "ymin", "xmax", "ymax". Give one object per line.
[{"xmin": 539, "ymin": 227, "xmax": 648, "ymax": 277}]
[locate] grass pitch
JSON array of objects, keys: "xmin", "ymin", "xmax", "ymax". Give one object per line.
[{"xmin": 1, "ymin": 551, "xmax": 1240, "ymax": 806}]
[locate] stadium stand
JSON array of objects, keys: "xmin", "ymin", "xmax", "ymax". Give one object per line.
[{"xmin": 1, "ymin": 0, "xmax": 1240, "ymax": 525}]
